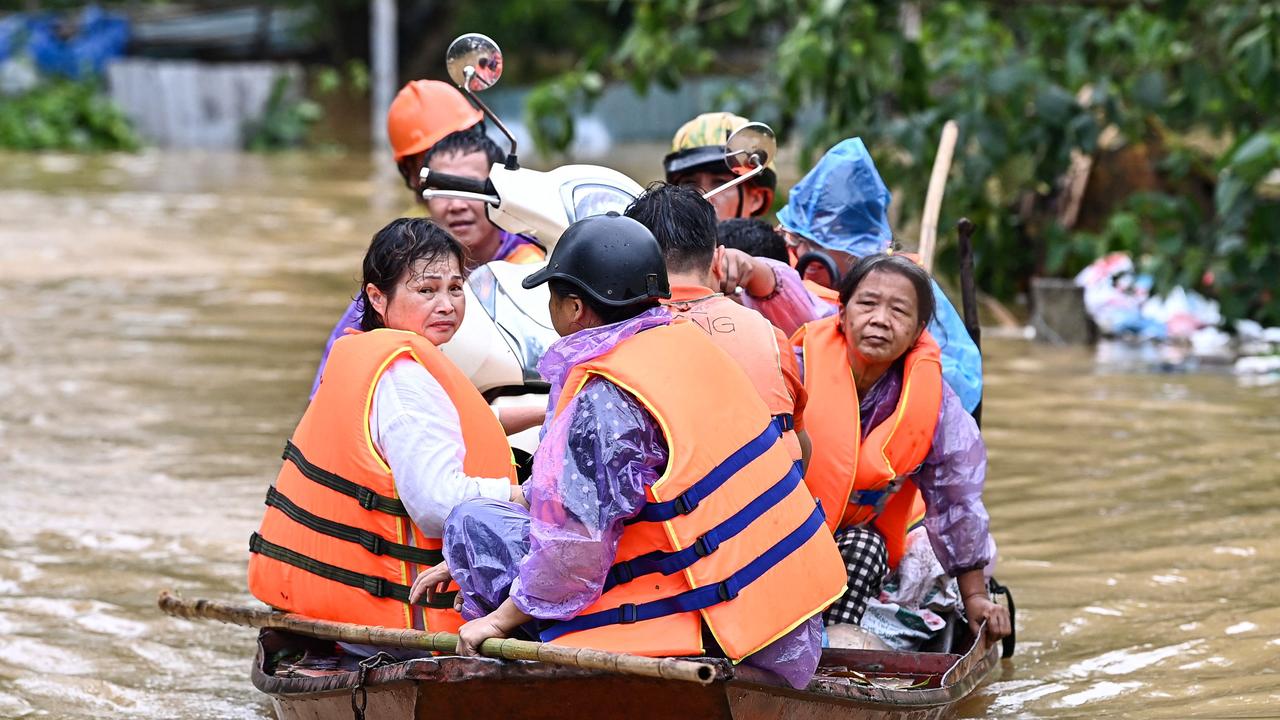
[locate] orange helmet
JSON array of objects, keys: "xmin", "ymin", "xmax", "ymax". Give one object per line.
[{"xmin": 386, "ymin": 80, "xmax": 484, "ymax": 161}]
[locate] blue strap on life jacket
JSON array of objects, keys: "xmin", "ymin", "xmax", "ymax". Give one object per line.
[
  {"xmin": 853, "ymin": 488, "xmax": 888, "ymax": 507},
  {"xmin": 628, "ymin": 415, "xmax": 789, "ymax": 525},
  {"xmin": 538, "ymin": 501, "xmax": 827, "ymax": 642},
  {"xmin": 603, "ymin": 460, "xmax": 805, "ymax": 592}
]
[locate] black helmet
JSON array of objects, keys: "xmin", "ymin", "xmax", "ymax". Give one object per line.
[{"xmin": 522, "ymin": 213, "xmax": 671, "ymax": 306}]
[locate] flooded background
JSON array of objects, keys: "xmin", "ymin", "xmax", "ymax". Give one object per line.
[{"xmin": 0, "ymin": 151, "xmax": 1275, "ymax": 718}]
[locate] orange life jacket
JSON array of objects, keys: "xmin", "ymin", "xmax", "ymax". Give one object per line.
[
  {"xmin": 501, "ymin": 241, "xmax": 546, "ymax": 264},
  {"xmin": 247, "ymin": 329, "xmax": 516, "ymax": 631},
  {"xmin": 803, "ymin": 278, "xmax": 842, "ymax": 309},
  {"xmin": 537, "ymin": 322, "xmax": 846, "ymax": 659},
  {"xmin": 793, "ymin": 315, "xmax": 942, "ymax": 568},
  {"xmin": 663, "ymin": 287, "xmax": 802, "ymax": 461}
]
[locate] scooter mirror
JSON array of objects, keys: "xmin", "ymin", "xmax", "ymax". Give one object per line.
[
  {"xmin": 724, "ymin": 122, "xmax": 776, "ymax": 176},
  {"xmin": 703, "ymin": 122, "xmax": 777, "ymax": 201},
  {"xmin": 446, "ymin": 33, "xmax": 503, "ymax": 92}
]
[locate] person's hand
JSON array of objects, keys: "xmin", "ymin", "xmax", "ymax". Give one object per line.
[
  {"xmin": 715, "ymin": 248, "xmax": 769, "ymax": 297},
  {"xmin": 455, "ymin": 614, "xmax": 512, "ymax": 656},
  {"xmin": 963, "ymin": 593, "xmax": 1012, "ymax": 642},
  {"xmin": 408, "ymin": 560, "xmax": 453, "ymax": 606},
  {"xmin": 508, "ymin": 483, "xmax": 529, "ymax": 508}
]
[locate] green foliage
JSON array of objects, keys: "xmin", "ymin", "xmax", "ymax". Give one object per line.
[
  {"xmin": 314, "ymin": 59, "xmax": 370, "ymax": 97},
  {"xmin": 0, "ymin": 79, "xmax": 139, "ymax": 151},
  {"xmin": 244, "ymin": 75, "xmax": 323, "ymax": 152},
  {"xmin": 452, "ymin": 1, "xmax": 629, "ymax": 83},
  {"xmin": 527, "ymin": 0, "xmax": 1280, "ymax": 324}
]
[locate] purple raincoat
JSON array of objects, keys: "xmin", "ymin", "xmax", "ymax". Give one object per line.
[
  {"xmin": 739, "ymin": 257, "xmax": 832, "ymax": 338},
  {"xmin": 441, "ymin": 309, "xmax": 824, "ymax": 689}
]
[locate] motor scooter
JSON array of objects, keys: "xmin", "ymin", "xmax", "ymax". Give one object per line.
[{"xmin": 424, "ymin": 33, "xmax": 776, "ymax": 463}]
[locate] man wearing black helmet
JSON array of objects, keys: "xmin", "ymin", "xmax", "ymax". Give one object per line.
[{"xmin": 410, "ymin": 213, "xmax": 846, "ymax": 690}]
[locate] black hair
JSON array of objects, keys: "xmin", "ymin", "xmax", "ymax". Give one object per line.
[
  {"xmin": 423, "ymin": 125, "xmax": 503, "ymax": 168},
  {"xmin": 623, "ymin": 182, "xmax": 717, "ymax": 275},
  {"xmin": 399, "ymin": 125, "xmax": 504, "ymax": 189},
  {"xmin": 836, "ymin": 253, "xmax": 936, "ymax": 330},
  {"xmin": 358, "ymin": 218, "xmax": 465, "ymax": 331},
  {"xmin": 547, "ymin": 279, "xmax": 658, "ymax": 327},
  {"xmin": 716, "ymin": 218, "xmax": 789, "ymax": 263}
]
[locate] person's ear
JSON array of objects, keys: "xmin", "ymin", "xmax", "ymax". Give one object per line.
[
  {"xmin": 572, "ymin": 296, "xmax": 591, "ymax": 325},
  {"xmin": 366, "ymin": 283, "xmax": 388, "ymax": 320},
  {"xmin": 747, "ymin": 187, "xmax": 773, "ymax": 216}
]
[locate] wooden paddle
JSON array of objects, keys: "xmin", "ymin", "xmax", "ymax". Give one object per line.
[{"xmin": 157, "ymin": 590, "xmax": 719, "ymax": 685}]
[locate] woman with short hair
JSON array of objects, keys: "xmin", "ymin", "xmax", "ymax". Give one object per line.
[
  {"xmin": 793, "ymin": 253, "xmax": 1010, "ymax": 641},
  {"xmin": 248, "ymin": 218, "xmax": 538, "ymax": 639}
]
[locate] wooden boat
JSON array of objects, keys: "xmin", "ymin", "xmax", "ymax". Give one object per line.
[{"xmin": 251, "ymin": 620, "xmax": 1002, "ymax": 720}]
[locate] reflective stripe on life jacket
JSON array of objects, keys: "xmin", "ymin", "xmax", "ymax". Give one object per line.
[
  {"xmin": 538, "ymin": 322, "xmax": 846, "ymax": 659},
  {"xmin": 793, "ymin": 315, "xmax": 942, "ymax": 568},
  {"xmin": 663, "ymin": 290, "xmax": 802, "ymax": 461},
  {"xmin": 247, "ymin": 329, "xmax": 516, "ymax": 631}
]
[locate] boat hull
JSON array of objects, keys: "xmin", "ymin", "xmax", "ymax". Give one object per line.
[{"xmin": 252, "ymin": 629, "xmax": 1000, "ymax": 720}]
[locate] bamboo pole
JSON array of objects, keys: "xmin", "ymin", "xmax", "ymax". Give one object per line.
[
  {"xmin": 917, "ymin": 120, "xmax": 960, "ymax": 274},
  {"xmin": 157, "ymin": 591, "xmax": 718, "ymax": 685}
]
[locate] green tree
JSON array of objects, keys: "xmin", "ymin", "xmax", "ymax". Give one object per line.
[{"xmin": 527, "ymin": 0, "xmax": 1280, "ymax": 325}]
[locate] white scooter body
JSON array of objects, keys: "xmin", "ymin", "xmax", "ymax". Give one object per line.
[
  {"xmin": 486, "ymin": 164, "xmax": 644, "ymax": 247},
  {"xmin": 439, "ymin": 260, "xmax": 559, "ymax": 455},
  {"xmin": 428, "ymin": 163, "xmax": 645, "ymax": 458}
]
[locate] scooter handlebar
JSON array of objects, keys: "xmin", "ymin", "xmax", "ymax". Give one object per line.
[{"xmin": 420, "ymin": 169, "xmax": 494, "ymax": 195}]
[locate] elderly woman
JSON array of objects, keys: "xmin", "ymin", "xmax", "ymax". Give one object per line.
[
  {"xmin": 248, "ymin": 218, "xmax": 540, "ymax": 638},
  {"xmin": 411, "ymin": 214, "xmax": 844, "ymax": 689},
  {"xmin": 792, "ymin": 253, "xmax": 1010, "ymax": 642},
  {"xmin": 777, "ymin": 138, "xmax": 983, "ymax": 414}
]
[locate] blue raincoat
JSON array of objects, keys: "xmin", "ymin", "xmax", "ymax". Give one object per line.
[{"xmin": 776, "ymin": 139, "xmax": 983, "ymax": 413}]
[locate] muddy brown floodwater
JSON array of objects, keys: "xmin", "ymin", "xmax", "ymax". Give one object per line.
[{"xmin": 0, "ymin": 151, "xmax": 1276, "ymax": 719}]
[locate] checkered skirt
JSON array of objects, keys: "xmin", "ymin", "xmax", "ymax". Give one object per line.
[{"xmin": 822, "ymin": 525, "xmax": 888, "ymax": 626}]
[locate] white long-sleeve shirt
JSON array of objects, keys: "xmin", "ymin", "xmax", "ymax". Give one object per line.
[{"xmin": 369, "ymin": 357, "xmax": 512, "ymax": 538}]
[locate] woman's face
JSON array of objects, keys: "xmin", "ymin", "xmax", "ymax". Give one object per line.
[
  {"xmin": 838, "ymin": 269, "xmax": 924, "ymax": 366},
  {"xmin": 368, "ymin": 254, "xmax": 466, "ymax": 346}
]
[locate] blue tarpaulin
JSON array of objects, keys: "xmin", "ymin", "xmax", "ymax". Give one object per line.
[{"xmin": 0, "ymin": 5, "xmax": 129, "ymax": 80}]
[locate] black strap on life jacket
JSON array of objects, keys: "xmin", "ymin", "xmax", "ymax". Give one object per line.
[
  {"xmin": 282, "ymin": 440, "xmax": 408, "ymax": 517},
  {"xmin": 249, "ymin": 532, "xmax": 457, "ymax": 610},
  {"xmin": 264, "ymin": 486, "xmax": 443, "ymax": 566}
]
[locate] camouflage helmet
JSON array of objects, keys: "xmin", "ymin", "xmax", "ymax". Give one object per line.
[{"xmin": 663, "ymin": 112, "xmax": 778, "ymax": 194}]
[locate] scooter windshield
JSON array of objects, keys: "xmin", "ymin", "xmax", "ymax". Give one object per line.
[
  {"xmin": 468, "ymin": 262, "xmax": 558, "ymax": 387},
  {"xmin": 567, "ymin": 182, "xmax": 635, "ymax": 222}
]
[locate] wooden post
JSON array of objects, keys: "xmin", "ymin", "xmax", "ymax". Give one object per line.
[
  {"xmin": 917, "ymin": 120, "xmax": 959, "ymax": 274},
  {"xmin": 956, "ymin": 218, "xmax": 982, "ymax": 427},
  {"xmin": 369, "ymin": 0, "xmax": 397, "ymax": 149}
]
